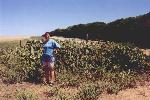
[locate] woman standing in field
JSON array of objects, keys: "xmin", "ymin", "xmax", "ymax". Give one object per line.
[{"xmin": 41, "ymin": 32, "xmax": 61, "ymax": 85}]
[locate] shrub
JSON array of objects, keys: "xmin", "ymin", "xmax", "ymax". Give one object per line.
[
  {"xmin": 15, "ymin": 88, "xmax": 39, "ymax": 100},
  {"xmin": 74, "ymin": 83, "xmax": 102, "ymax": 100},
  {"xmin": 52, "ymin": 92, "xmax": 72, "ymax": 100},
  {"xmin": 57, "ymin": 72, "xmax": 80, "ymax": 87},
  {"xmin": 45, "ymin": 86, "xmax": 59, "ymax": 97},
  {"xmin": 0, "ymin": 39, "xmax": 148, "ymax": 94},
  {"xmin": 45, "ymin": 86, "xmax": 73, "ymax": 100}
]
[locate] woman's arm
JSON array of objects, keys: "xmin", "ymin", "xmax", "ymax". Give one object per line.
[{"xmin": 53, "ymin": 40, "xmax": 61, "ymax": 49}]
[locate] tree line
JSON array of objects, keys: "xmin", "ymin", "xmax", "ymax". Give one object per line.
[{"xmin": 51, "ymin": 12, "xmax": 150, "ymax": 48}]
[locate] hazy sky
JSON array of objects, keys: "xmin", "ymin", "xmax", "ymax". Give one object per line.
[{"xmin": 0, "ymin": 0, "xmax": 150, "ymax": 36}]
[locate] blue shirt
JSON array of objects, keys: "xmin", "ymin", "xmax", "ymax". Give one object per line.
[{"xmin": 42, "ymin": 39, "xmax": 61, "ymax": 57}]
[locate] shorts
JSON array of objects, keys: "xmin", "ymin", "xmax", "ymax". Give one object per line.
[
  {"xmin": 41, "ymin": 54, "xmax": 55, "ymax": 62},
  {"xmin": 41, "ymin": 54, "xmax": 55, "ymax": 70}
]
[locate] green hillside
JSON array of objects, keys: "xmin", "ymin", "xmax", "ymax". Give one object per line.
[{"xmin": 51, "ymin": 12, "xmax": 150, "ymax": 48}]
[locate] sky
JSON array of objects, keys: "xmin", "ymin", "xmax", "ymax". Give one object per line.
[{"xmin": 0, "ymin": 0, "xmax": 150, "ymax": 36}]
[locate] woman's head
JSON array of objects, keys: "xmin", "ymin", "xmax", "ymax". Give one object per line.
[{"xmin": 41, "ymin": 32, "xmax": 52, "ymax": 42}]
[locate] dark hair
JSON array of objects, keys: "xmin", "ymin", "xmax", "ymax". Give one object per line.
[
  {"xmin": 42, "ymin": 32, "xmax": 52, "ymax": 37},
  {"xmin": 42, "ymin": 32, "xmax": 50, "ymax": 39}
]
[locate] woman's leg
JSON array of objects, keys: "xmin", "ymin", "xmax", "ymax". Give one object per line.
[
  {"xmin": 49, "ymin": 62, "xmax": 55, "ymax": 84},
  {"xmin": 43, "ymin": 61, "xmax": 50, "ymax": 84}
]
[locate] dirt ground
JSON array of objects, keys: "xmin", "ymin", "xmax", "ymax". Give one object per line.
[
  {"xmin": 0, "ymin": 82, "xmax": 78, "ymax": 100},
  {"xmin": 100, "ymin": 83, "xmax": 150, "ymax": 100},
  {"xmin": 0, "ymin": 81, "xmax": 150, "ymax": 100}
]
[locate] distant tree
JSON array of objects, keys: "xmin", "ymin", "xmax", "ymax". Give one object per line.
[{"xmin": 50, "ymin": 12, "xmax": 150, "ymax": 48}]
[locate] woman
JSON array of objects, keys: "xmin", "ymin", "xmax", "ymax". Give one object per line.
[{"xmin": 41, "ymin": 32, "xmax": 61, "ymax": 85}]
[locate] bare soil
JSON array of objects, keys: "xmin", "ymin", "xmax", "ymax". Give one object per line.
[
  {"xmin": 0, "ymin": 82, "xmax": 150, "ymax": 100},
  {"xmin": 99, "ymin": 83, "xmax": 150, "ymax": 100}
]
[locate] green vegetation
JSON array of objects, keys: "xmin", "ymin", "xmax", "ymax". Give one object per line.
[
  {"xmin": 0, "ymin": 39, "xmax": 150, "ymax": 99},
  {"xmin": 74, "ymin": 83, "xmax": 102, "ymax": 100},
  {"xmin": 51, "ymin": 12, "xmax": 150, "ymax": 48},
  {"xmin": 15, "ymin": 88, "xmax": 39, "ymax": 100}
]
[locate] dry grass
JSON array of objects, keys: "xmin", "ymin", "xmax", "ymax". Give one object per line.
[{"xmin": 0, "ymin": 36, "xmax": 30, "ymax": 42}]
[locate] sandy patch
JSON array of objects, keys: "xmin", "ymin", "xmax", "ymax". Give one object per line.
[{"xmin": 99, "ymin": 84, "xmax": 150, "ymax": 100}]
